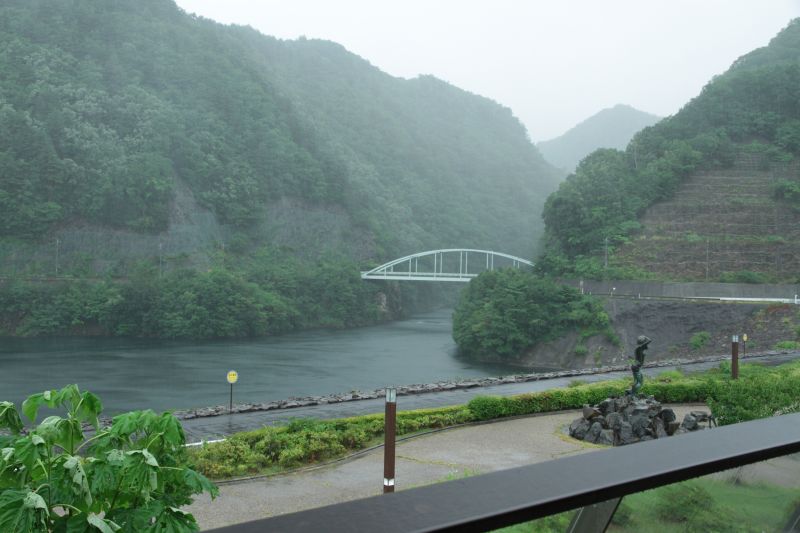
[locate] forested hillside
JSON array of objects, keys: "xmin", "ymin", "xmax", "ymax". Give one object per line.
[
  {"xmin": 536, "ymin": 104, "xmax": 660, "ymax": 172},
  {"xmin": 539, "ymin": 19, "xmax": 800, "ymax": 281},
  {"xmin": 0, "ymin": 0, "xmax": 561, "ymax": 270},
  {"xmin": 0, "ymin": 0, "xmax": 564, "ymax": 338}
]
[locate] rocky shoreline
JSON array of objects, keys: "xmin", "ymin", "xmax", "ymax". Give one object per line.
[{"xmin": 168, "ymin": 350, "xmax": 794, "ymax": 421}]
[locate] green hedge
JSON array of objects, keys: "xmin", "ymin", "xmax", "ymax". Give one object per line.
[{"xmin": 193, "ymin": 405, "xmax": 471, "ymax": 478}]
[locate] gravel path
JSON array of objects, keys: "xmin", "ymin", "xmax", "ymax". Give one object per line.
[{"xmin": 186, "ymin": 404, "xmax": 706, "ymax": 531}]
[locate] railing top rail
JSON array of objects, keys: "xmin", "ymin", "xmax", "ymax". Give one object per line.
[{"xmin": 207, "ymin": 412, "xmax": 800, "ymax": 533}]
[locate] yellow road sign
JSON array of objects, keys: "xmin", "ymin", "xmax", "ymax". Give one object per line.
[{"xmin": 227, "ymin": 370, "xmax": 238, "ymax": 384}]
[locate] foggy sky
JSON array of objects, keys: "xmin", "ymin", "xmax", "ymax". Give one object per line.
[{"xmin": 174, "ymin": 0, "xmax": 800, "ymax": 142}]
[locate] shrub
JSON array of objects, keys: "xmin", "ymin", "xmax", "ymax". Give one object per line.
[
  {"xmin": 689, "ymin": 331, "xmax": 712, "ymax": 350},
  {"xmin": 652, "ymin": 481, "xmax": 740, "ymax": 532},
  {"xmin": 654, "ymin": 369, "xmax": 684, "ymax": 383},
  {"xmin": 0, "ymin": 385, "xmax": 217, "ymax": 532},
  {"xmin": 719, "ymin": 270, "xmax": 768, "ymax": 284},
  {"xmin": 774, "ymin": 340, "xmax": 800, "ymax": 350},
  {"xmin": 193, "ymin": 406, "xmax": 472, "ymax": 478}
]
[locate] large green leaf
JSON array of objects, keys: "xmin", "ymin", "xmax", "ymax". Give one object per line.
[
  {"xmin": 84, "ymin": 451, "xmax": 124, "ymax": 497},
  {"xmin": 146, "ymin": 507, "xmax": 198, "ymax": 533},
  {"xmin": 75, "ymin": 392, "xmax": 103, "ymax": 430},
  {"xmin": 12, "ymin": 435, "xmax": 48, "ymax": 478},
  {"xmin": 63, "ymin": 455, "xmax": 93, "ymax": 507},
  {"xmin": 0, "ymin": 401, "xmax": 23, "ymax": 434},
  {"xmin": 0, "ymin": 489, "xmax": 49, "ymax": 533},
  {"xmin": 62, "ymin": 513, "xmax": 121, "ymax": 533},
  {"xmin": 110, "ymin": 501, "xmax": 164, "ymax": 533},
  {"xmin": 87, "ymin": 514, "xmax": 121, "ymax": 533},
  {"xmin": 181, "ymin": 469, "xmax": 218, "ymax": 500},
  {"xmin": 21, "ymin": 390, "xmax": 59, "ymax": 424},
  {"xmin": 148, "ymin": 413, "xmax": 185, "ymax": 451},
  {"xmin": 36, "ymin": 416, "xmax": 84, "ymax": 453},
  {"xmin": 121, "ymin": 450, "xmax": 159, "ymax": 499}
]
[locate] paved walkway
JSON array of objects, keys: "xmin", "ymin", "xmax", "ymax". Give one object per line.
[{"xmin": 187, "ymin": 404, "xmax": 705, "ymax": 531}]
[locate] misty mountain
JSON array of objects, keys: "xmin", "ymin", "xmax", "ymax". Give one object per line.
[
  {"xmin": 540, "ymin": 18, "xmax": 800, "ymax": 281},
  {"xmin": 0, "ymin": 0, "xmax": 562, "ymax": 276},
  {"xmin": 536, "ymin": 104, "xmax": 660, "ymax": 172}
]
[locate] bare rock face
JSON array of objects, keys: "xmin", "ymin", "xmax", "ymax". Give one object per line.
[{"xmin": 568, "ymin": 395, "xmax": 713, "ymax": 446}]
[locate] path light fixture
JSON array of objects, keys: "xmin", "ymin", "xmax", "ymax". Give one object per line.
[{"xmin": 384, "ymin": 387, "xmax": 397, "ymax": 494}]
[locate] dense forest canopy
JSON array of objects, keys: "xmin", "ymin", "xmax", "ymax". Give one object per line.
[
  {"xmin": 536, "ymin": 104, "xmax": 660, "ymax": 172},
  {"xmin": 0, "ymin": 0, "xmax": 561, "ymax": 260},
  {"xmin": 539, "ymin": 19, "xmax": 800, "ymax": 274}
]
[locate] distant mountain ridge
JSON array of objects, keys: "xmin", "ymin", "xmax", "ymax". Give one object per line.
[{"xmin": 537, "ymin": 104, "xmax": 660, "ymax": 172}]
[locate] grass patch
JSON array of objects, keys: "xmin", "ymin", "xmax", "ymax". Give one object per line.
[
  {"xmin": 775, "ymin": 340, "xmax": 800, "ymax": 350},
  {"xmin": 608, "ymin": 477, "xmax": 799, "ymax": 532}
]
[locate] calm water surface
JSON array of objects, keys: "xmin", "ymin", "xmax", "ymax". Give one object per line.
[{"xmin": 1, "ymin": 310, "xmax": 518, "ymax": 414}]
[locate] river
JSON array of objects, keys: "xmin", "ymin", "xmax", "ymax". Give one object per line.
[{"xmin": 0, "ymin": 309, "xmax": 522, "ymax": 415}]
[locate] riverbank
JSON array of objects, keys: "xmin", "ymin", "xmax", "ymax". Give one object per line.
[{"xmin": 172, "ymin": 349, "xmax": 797, "ymax": 422}]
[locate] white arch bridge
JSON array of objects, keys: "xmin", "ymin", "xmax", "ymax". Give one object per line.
[{"xmin": 360, "ymin": 249, "xmax": 534, "ymax": 282}]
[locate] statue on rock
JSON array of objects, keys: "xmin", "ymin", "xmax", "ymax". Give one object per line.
[{"xmin": 628, "ymin": 335, "xmax": 651, "ymax": 396}]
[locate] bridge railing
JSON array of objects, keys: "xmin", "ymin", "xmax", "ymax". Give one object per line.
[{"xmin": 206, "ymin": 412, "xmax": 800, "ymax": 532}]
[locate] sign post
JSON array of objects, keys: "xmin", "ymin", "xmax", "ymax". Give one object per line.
[
  {"xmin": 227, "ymin": 370, "xmax": 238, "ymax": 413},
  {"xmin": 383, "ymin": 387, "xmax": 397, "ymax": 494},
  {"xmin": 731, "ymin": 335, "xmax": 739, "ymax": 380}
]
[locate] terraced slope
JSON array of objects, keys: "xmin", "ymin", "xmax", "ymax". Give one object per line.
[{"xmin": 613, "ymin": 154, "xmax": 800, "ymax": 281}]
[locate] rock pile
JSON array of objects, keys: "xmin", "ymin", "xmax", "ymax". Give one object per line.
[{"xmin": 568, "ymin": 395, "xmax": 713, "ymax": 446}]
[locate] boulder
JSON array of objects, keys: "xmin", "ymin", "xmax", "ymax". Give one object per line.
[
  {"xmin": 598, "ymin": 398, "xmax": 615, "ymax": 416},
  {"xmin": 618, "ymin": 422, "xmax": 637, "ymax": 445},
  {"xmin": 584, "ymin": 421, "xmax": 603, "ymax": 444},
  {"xmin": 597, "ymin": 429, "xmax": 615, "ymax": 446},
  {"xmin": 583, "ymin": 405, "xmax": 602, "ymax": 420},
  {"xmin": 605, "ymin": 412, "xmax": 623, "ymax": 431},
  {"xmin": 681, "ymin": 414, "xmax": 698, "ymax": 431},
  {"xmin": 658, "ymin": 408, "xmax": 676, "ymax": 426},
  {"xmin": 630, "ymin": 414, "xmax": 651, "ymax": 438},
  {"xmin": 568, "ymin": 395, "xmax": 711, "ymax": 447},
  {"xmin": 569, "ymin": 418, "xmax": 591, "ymax": 440},
  {"xmin": 653, "ymin": 417, "xmax": 668, "ymax": 439}
]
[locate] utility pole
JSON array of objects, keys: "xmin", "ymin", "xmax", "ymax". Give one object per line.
[{"xmin": 604, "ymin": 237, "xmax": 609, "ymax": 270}]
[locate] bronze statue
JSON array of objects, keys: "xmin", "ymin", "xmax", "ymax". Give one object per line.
[{"xmin": 628, "ymin": 335, "xmax": 652, "ymax": 396}]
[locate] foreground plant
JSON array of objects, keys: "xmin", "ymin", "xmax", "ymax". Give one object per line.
[{"xmin": 0, "ymin": 385, "xmax": 217, "ymax": 532}]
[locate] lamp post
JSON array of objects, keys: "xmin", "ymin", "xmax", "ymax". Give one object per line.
[
  {"xmin": 383, "ymin": 387, "xmax": 396, "ymax": 494},
  {"xmin": 731, "ymin": 335, "xmax": 739, "ymax": 380}
]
